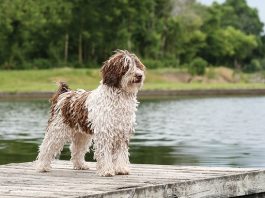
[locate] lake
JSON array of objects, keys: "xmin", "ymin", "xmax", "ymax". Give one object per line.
[{"xmin": 0, "ymin": 96, "xmax": 265, "ymax": 167}]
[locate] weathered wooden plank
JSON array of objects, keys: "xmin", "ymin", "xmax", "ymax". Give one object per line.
[
  {"xmin": 2, "ymin": 162, "xmax": 259, "ymax": 174},
  {"xmin": 0, "ymin": 160, "xmax": 264, "ymax": 198},
  {"xmin": 0, "ymin": 196, "xmax": 33, "ymax": 198},
  {"xmin": 2, "ymin": 161, "xmax": 259, "ymax": 174}
]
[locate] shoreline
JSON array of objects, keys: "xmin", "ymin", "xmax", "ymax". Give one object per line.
[{"xmin": 1, "ymin": 88, "xmax": 265, "ymax": 100}]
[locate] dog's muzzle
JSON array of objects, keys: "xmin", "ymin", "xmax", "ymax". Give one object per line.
[{"xmin": 133, "ymin": 73, "xmax": 143, "ymax": 83}]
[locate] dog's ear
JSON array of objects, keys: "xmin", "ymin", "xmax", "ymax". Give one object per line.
[
  {"xmin": 101, "ymin": 59, "xmax": 121, "ymax": 88},
  {"xmin": 101, "ymin": 53, "xmax": 127, "ymax": 88},
  {"xmin": 101, "ymin": 66, "xmax": 120, "ymax": 87}
]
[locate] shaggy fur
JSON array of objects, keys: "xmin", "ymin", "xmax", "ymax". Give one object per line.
[{"xmin": 35, "ymin": 50, "xmax": 145, "ymax": 176}]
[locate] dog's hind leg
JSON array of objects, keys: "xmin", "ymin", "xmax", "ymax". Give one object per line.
[
  {"xmin": 70, "ymin": 132, "xmax": 92, "ymax": 170},
  {"xmin": 35, "ymin": 125, "xmax": 70, "ymax": 172}
]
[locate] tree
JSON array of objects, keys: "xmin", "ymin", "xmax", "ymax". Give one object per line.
[
  {"xmin": 0, "ymin": 0, "xmax": 264, "ymax": 70},
  {"xmin": 199, "ymin": 0, "xmax": 263, "ymax": 68},
  {"xmin": 162, "ymin": 0, "xmax": 206, "ymax": 64},
  {"xmin": 0, "ymin": 0, "xmax": 72, "ymax": 69},
  {"xmin": 205, "ymin": 26, "xmax": 258, "ymax": 68},
  {"xmin": 223, "ymin": 0, "xmax": 264, "ymax": 35}
]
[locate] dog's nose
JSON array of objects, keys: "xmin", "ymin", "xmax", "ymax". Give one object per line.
[{"xmin": 135, "ymin": 73, "xmax": 142, "ymax": 80}]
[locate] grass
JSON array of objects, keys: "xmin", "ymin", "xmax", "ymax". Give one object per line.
[
  {"xmin": 0, "ymin": 68, "xmax": 100, "ymax": 92},
  {"xmin": 143, "ymin": 82, "xmax": 265, "ymax": 90},
  {"xmin": 0, "ymin": 68, "xmax": 265, "ymax": 92}
]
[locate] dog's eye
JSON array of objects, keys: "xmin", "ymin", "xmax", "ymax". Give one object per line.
[
  {"xmin": 135, "ymin": 61, "xmax": 145, "ymax": 70},
  {"xmin": 121, "ymin": 65, "xmax": 129, "ymax": 75}
]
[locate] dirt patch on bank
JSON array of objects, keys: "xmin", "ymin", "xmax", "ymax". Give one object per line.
[{"xmin": 160, "ymin": 67, "xmax": 241, "ymax": 83}]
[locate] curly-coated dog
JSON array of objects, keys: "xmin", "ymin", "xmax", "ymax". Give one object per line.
[{"xmin": 35, "ymin": 50, "xmax": 145, "ymax": 176}]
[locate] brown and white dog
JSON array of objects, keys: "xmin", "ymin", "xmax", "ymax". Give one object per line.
[{"xmin": 35, "ymin": 50, "xmax": 145, "ymax": 176}]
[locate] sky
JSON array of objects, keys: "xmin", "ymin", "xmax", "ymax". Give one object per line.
[{"xmin": 198, "ymin": 0, "xmax": 265, "ymax": 31}]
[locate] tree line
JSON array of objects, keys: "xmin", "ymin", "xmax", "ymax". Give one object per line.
[{"xmin": 0, "ymin": 0, "xmax": 264, "ymax": 72}]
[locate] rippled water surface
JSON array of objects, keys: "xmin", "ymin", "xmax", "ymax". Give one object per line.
[{"xmin": 0, "ymin": 96, "xmax": 265, "ymax": 167}]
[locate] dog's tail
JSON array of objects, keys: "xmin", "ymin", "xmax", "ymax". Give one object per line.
[
  {"xmin": 50, "ymin": 82, "xmax": 70, "ymax": 104},
  {"xmin": 56, "ymin": 82, "xmax": 70, "ymax": 94}
]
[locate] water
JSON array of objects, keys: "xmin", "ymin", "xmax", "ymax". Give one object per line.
[{"xmin": 0, "ymin": 97, "xmax": 265, "ymax": 167}]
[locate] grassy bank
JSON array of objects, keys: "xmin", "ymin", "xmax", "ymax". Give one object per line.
[{"xmin": 0, "ymin": 68, "xmax": 265, "ymax": 92}]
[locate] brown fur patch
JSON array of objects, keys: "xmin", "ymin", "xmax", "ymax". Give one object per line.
[
  {"xmin": 101, "ymin": 53, "xmax": 129, "ymax": 88},
  {"xmin": 61, "ymin": 91, "xmax": 92, "ymax": 134},
  {"xmin": 135, "ymin": 58, "xmax": 145, "ymax": 71},
  {"xmin": 50, "ymin": 82, "xmax": 70, "ymax": 105},
  {"xmin": 48, "ymin": 82, "xmax": 70, "ymax": 124}
]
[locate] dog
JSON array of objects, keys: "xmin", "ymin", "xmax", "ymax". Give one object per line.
[{"xmin": 35, "ymin": 50, "xmax": 145, "ymax": 176}]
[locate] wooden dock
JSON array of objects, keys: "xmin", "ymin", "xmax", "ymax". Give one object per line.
[{"xmin": 0, "ymin": 160, "xmax": 265, "ymax": 198}]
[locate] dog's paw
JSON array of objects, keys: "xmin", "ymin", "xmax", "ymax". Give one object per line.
[
  {"xmin": 116, "ymin": 170, "xmax": 130, "ymax": 175},
  {"xmin": 73, "ymin": 162, "xmax": 90, "ymax": 170},
  {"xmin": 102, "ymin": 172, "xmax": 115, "ymax": 177},
  {"xmin": 36, "ymin": 164, "xmax": 51, "ymax": 173},
  {"xmin": 115, "ymin": 167, "xmax": 130, "ymax": 175},
  {"xmin": 97, "ymin": 169, "xmax": 115, "ymax": 177}
]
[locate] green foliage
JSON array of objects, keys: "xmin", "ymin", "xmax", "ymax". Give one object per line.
[
  {"xmin": 205, "ymin": 26, "xmax": 258, "ymax": 67},
  {"xmin": 244, "ymin": 59, "xmax": 262, "ymax": 73},
  {"xmin": 200, "ymin": 0, "xmax": 264, "ymax": 68},
  {"xmin": 260, "ymin": 58, "xmax": 265, "ymax": 70},
  {"xmin": 31, "ymin": 59, "xmax": 54, "ymax": 69},
  {"xmin": 223, "ymin": 0, "xmax": 264, "ymax": 35},
  {"xmin": 188, "ymin": 57, "xmax": 207, "ymax": 76},
  {"xmin": 0, "ymin": 0, "xmax": 264, "ymax": 70},
  {"xmin": 143, "ymin": 58, "xmax": 179, "ymax": 69}
]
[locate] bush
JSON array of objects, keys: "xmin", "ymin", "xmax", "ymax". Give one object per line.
[
  {"xmin": 31, "ymin": 58, "xmax": 53, "ymax": 69},
  {"xmin": 261, "ymin": 59, "xmax": 265, "ymax": 70},
  {"xmin": 244, "ymin": 59, "xmax": 262, "ymax": 73},
  {"xmin": 143, "ymin": 58, "xmax": 179, "ymax": 69},
  {"xmin": 188, "ymin": 57, "xmax": 207, "ymax": 75}
]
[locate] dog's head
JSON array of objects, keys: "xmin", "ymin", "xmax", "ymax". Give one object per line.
[{"xmin": 101, "ymin": 50, "xmax": 145, "ymax": 93}]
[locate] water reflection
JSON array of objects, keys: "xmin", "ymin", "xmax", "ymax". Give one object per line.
[
  {"xmin": 0, "ymin": 140, "xmax": 38, "ymax": 164},
  {"xmin": 0, "ymin": 97, "xmax": 265, "ymax": 167}
]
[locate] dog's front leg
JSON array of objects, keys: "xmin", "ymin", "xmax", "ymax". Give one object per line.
[
  {"xmin": 94, "ymin": 137, "xmax": 115, "ymax": 177},
  {"xmin": 113, "ymin": 141, "xmax": 130, "ymax": 175}
]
